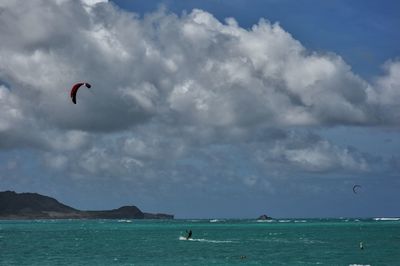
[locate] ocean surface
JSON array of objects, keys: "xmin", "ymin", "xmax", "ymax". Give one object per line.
[{"xmin": 1, "ymin": 218, "xmax": 399, "ymax": 265}]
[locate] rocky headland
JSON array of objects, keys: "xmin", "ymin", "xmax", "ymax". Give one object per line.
[{"xmin": 0, "ymin": 191, "xmax": 173, "ymax": 220}]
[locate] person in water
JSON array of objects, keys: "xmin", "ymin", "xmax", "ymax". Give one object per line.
[
  {"xmin": 360, "ymin": 241, "xmax": 364, "ymax": 250},
  {"xmin": 186, "ymin": 230, "xmax": 192, "ymax": 240}
]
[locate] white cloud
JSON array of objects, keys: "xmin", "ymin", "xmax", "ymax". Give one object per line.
[
  {"xmin": 47, "ymin": 130, "xmax": 89, "ymax": 151},
  {"xmin": 43, "ymin": 153, "xmax": 68, "ymax": 170},
  {"xmin": 250, "ymin": 130, "xmax": 370, "ymax": 175},
  {"xmin": 377, "ymin": 60, "xmax": 400, "ymax": 104},
  {"xmin": 272, "ymin": 140, "xmax": 368, "ymax": 173},
  {"xmin": 243, "ymin": 175, "xmax": 258, "ymax": 187},
  {"xmin": 368, "ymin": 60, "xmax": 400, "ymax": 124},
  {"xmin": 0, "ymin": 2, "xmax": 394, "ymax": 134},
  {"xmin": 0, "ymin": 0, "xmax": 398, "ymax": 189},
  {"xmin": 0, "ymin": 86, "xmax": 23, "ymax": 132}
]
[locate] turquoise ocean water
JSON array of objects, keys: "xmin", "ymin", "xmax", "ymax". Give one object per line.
[{"xmin": 1, "ymin": 218, "xmax": 399, "ymax": 265}]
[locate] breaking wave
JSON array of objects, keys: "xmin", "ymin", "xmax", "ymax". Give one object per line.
[
  {"xmin": 179, "ymin": 236, "xmax": 234, "ymax": 243},
  {"xmin": 373, "ymin": 217, "xmax": 400, "ymax": 221}
]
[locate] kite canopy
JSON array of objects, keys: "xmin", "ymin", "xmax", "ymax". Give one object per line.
[
  {"xmin": 70, "ymin": 82, "xmax": 91, "ymax": 104},
  {"xmin": 352, "ymin": 184, "xmax": 361, "ymax": 194}
]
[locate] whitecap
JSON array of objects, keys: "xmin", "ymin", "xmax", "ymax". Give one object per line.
[
  {"xmin": 117, "ymin": 219, "xmax": 132, "ymax": 223},
  {"xmin": 257, "ymin": 219, "xmax": 274, "ymax": 223},
  {"xmin": 210, "ymin": 219, "xmax": 225, "ymax": 223},
  {"xmin": 373, "ymin": 217, "xmax": 400, "ymax": 221},
  {"xmin": 268, "ymin": 232, "xmax": 281, "ymax": 236},
  {"xmin": 178, "ymin": 236, "xmax": 234, "ymax": 243}
]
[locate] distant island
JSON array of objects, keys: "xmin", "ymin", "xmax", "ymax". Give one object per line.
[
  {"xmin": 0, "ymin": 191, "xmax": 173, "ymax": 220},
  {"xmin": 257, "ymin": 214, "xmax": 272, "ymax": 220}
]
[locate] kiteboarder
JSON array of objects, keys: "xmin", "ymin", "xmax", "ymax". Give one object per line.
[{"xmin": 186, "ymin": 229, "xmax": 192, "ymax": 240}]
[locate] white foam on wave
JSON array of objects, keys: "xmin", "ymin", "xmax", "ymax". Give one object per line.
[
  {"xmin": 178, "ymin": 236, "xmax": 234, "ymax": 243},
  {"xmin": 373, "ymin": 217, "xmax": 400, "ymax": 221},
  {"xmin": 256, "ymin": 219, "xmax": 274, "ymax": 223},
  {"xmin": 268, "ymin": 232, "xmax": 281, "ymax": 236},
  {"xmin": 117, "ymin": 219, "xmax": 132, "ymax": 223},
  {"xmin": 210, "ymin": 219, "xmax": 225, "ymax": 223},
  {"xmin": 349, "ymin": 264, "xmax": 371, "ymax": 266},
  {"xmin": 294, "ymin": 220, "xmax": 307, "ymax": 223}
]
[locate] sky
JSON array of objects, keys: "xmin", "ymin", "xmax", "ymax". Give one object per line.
[{"xmin": 0, "ymin": 0, "xmax": 399, "ymax": 218}]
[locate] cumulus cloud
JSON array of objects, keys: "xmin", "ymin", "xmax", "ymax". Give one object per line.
[
  {"xmin": 0, "ymin": 0, "xmax": 399, "ymax": 193},
  {"xmin": 269, "ymin": 135, "xmax": 369, "ymax": 173},
  {"xmin": 0, "ymin": 86, "xmax": 22, "ymax": 132},
  {"xmin": 368, "ymin": 60, "xmax": 400, "ymax": 124},
  {"xmin": 0, "ymin": 1, "xmax": 390, "ymax": 134}
]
